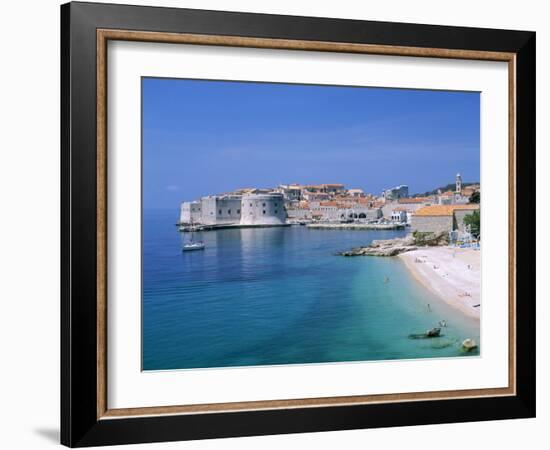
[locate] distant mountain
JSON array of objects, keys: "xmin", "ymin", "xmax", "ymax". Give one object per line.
[{"xmin": 413, "ymin": 182, "xmax": 479, "ymax": 198}]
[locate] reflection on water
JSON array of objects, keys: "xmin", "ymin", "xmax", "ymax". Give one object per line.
[{"xmin": 143, "ymin": 210, "xmax": 480, "ymax": 371}]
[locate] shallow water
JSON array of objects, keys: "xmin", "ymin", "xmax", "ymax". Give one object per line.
[{"xmin": 142, "ymin": 209, "xmax": 480, "ymax": 370}]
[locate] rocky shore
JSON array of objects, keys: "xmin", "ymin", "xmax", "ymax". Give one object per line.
[{"xmin": 338, "ymin": 231, "xmax": 449, "ymax": 257}]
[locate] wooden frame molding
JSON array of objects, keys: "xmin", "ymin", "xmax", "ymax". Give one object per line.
[
  {"xmin": 96, "ymin": 29, "xmax": 517, "ymax": 420},
  {"xmin": 62, "ymin": 3, "xmax": 535, "ymax": 446}
]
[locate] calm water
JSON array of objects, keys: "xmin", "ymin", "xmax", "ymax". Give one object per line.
[{"xmin": 143, "ymin": 209, "xmax": 480, "ymax": 371}]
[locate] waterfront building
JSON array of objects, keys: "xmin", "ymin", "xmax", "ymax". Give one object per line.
[
  {"xmin": 200, "ymin": 195, "xmax": 242, "ymax": 225},
  {"xmin": 308, "ymin": 201, "xmax": 382, "ymax": 222},
  {"xmin": 179, "ymin": 200, "xmax": 202, "ymax": 224},
  {"xmin": 411, "ymin": 204, "xmax": 480, "ymax": 234},
  {"xmin": 348, "ymin": 208, "xmax": 382, "ymax": 221},
  {"xmin": 180, "ymin": 193, "xmax": 287, "ymax": 227},
  {"xmin": 390, "ymin": 207, "xmax": 409, "ymax": 224},
  {"xmin": 240, "ymin": 193, "xmax": 286, "ymax": 225},
  {"xmin": 381, "ymin": 202, "xmax": 395, "ymax": 219},
  {"xmin": 285, "ymin": 201, "xmax": 312, "ymax": 221},
  {"xmin": 180, "ymin": 180, "xmax": 478, "ymax": 229}
]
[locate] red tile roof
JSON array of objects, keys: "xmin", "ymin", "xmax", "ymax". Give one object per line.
[{"xmin": 414, "ymin": 204, "xmax": 480, "ymax": 217}]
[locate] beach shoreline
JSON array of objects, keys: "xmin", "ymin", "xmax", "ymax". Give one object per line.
[{"xmin": 399, "ymin": 247, "xmax": 480, "ymax": 320}]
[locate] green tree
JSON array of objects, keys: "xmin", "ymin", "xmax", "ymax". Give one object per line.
[
  {"xmin": 469, "ymin": 191, "xmax": 480, "ymax": 204},
  {"xmin": 463, "ymin": 210, "xmax": 480, "ymax": 239}
]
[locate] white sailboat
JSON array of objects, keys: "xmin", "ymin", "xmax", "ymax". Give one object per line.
[
  {"xmin": 182, "ymin": 220, "xmax": 205, "ymax": 252},
  {"xmin": 182, "ymin": 241, "xmax": 205, "ymax": 251}
]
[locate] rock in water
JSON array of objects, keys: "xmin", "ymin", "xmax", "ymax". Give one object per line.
[
  {"xmin": 461, "ymin": 338, "xmax": 478, "ymax": 351},
  {"xmin": 426, "ymin": 327, "xmax": 441, "ymax": 337}
]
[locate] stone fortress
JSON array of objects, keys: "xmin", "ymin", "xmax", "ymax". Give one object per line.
[
  {"xmin": 241, "ymin": 194, "xmax": 287, "ymax": 226},
  {"xmin": 180, "ymin": 192, "xmax": 287, "ymax": 228},
  {"xmin": 179, "ymin": 174, "xmax": 479, "ymax": 234}
]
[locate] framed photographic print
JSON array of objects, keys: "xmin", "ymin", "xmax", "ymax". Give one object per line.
[{"xmin": 61, "ymin": 2, "xmax": 536, "ymax": 447}]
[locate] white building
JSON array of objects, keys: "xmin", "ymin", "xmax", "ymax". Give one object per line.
[
  {"xmin": 343, "ymin": 207, "xmax": 382, "ymax": 221},
  {"xmin": 285, "ymin": 206, "xmax": 311, "ymax": 221},
  {"xmin": 390, "ymin": 209, "xmax": 408, "ymax": 223},
  {"xmin": 200, "ymin": 195, "xmax": 242, "ymax": 225},
  {"xmin": 179, "ymin": 200, "xmax": 202, "ymax": 224},
  {"xmin": 240, "ymin": 193, "xmax": 286, "ymax": 225},
  {"xmin": 180, "ymin": 193, "xmax": 287, "ymax": 227},
  {"xmin": 309, "ymin": 202, "xmax": 382, "ymax": 222}
]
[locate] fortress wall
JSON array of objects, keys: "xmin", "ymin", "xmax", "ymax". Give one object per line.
[
  {"xmin": 201, "ymin": 196, "xmax": 242, "ymax": 225},
  {"xmin": 240, "ymin": 194, "xmax": 286, "ymax": 225},
  {"xmin": 180, "ymin": 201, "xmax": 202, "ymax": 224}
]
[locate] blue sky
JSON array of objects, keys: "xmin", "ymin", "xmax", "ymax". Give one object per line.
[{"xmin": 142, "ymin": 78, "xmax": 479, "ymax": 210}]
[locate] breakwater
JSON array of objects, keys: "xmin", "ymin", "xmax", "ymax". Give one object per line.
[
  {"xmin": 306, "ymin": 223, "xmax": 406, "ymax": 231},
  {"xmin": 178, "ymin": 223, "xmax": 291, "ymax": 232}
]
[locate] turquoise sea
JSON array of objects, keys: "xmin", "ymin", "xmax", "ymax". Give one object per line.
[{"xmin": 142, "ymin": 209, "xmax": 480, "ymax": 371}]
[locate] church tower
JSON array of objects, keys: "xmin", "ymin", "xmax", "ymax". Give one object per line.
[{"xmin": 455, "ymin": 173, "xmax": 462, "ymax": 193}]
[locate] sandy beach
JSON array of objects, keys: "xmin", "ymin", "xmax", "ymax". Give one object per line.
[{"xmin": 399, "ymin": 247, "xmax": 480, "ymax": 320}]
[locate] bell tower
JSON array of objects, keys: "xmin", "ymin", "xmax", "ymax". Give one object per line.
[{"xmin": 455, "ymin": 173, "xmax": 462, "ymax": 193}]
